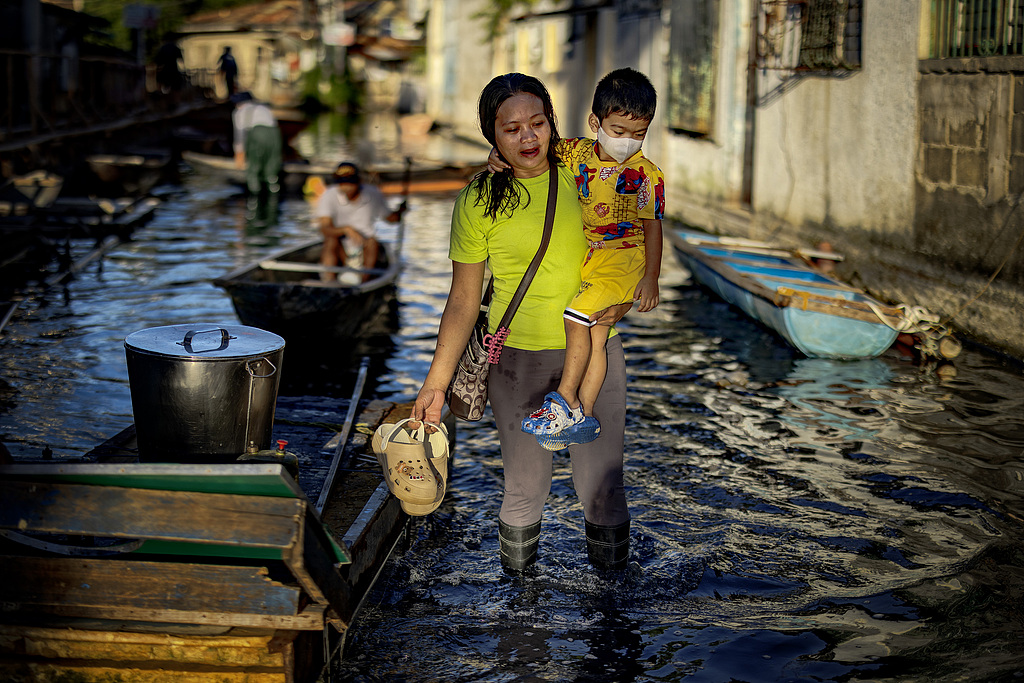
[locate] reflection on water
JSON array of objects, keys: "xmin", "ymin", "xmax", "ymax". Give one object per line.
[
  {"xmin": 2, "ymin": 116, "xmax": 1024, "ymax": 681},
  {"xmin": 339, "ymin": 271, "xmax": 1024, "ymax": 681}
]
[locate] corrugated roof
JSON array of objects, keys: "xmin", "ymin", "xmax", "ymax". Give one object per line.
[{"xmin": 182, "ymin": 0, "xmax": 317, "ymax": 33}]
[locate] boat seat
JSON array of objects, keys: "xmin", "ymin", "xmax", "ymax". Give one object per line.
[{"xmin": 0, "ymin": 462, "xmax": 350, "ymax": 631}]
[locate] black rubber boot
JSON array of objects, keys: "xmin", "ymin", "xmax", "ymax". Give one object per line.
[
  {"xmin": 498, "ymin": 519, "xmax": 541, "ymax": 574},
  {"xmin": 585, "ymin": 519, "xmax": 630, "ymax": 570}
]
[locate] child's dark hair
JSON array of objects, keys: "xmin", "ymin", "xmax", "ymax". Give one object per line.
[
  {"xmin": 592, "ymin": 68, "xmax": 657, "ymax": 123},
  {"xmin": 472, "ymin": 72, "xmax": 561, "ymax": 220}
]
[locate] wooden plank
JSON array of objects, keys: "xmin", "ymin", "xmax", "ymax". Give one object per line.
[
  {"xmin": 257, "ymin": 260, "xmax": 385, "ymax": 276},
  {"xmin": 0, "ymin": 480, "xmax": 304, "ymax": 553},
  {"xmin": 0, "ymin": 556, "xmax": 326, "ymax": 629},
  {"xmin": 0, "ymin": 624, "xmax": 318, "ymax": 682},
  {"xmin": 0, "ymin": 462, "xmax": 305, "ymax": 498},
  {"xmin": 286, "ymin": 512, "xmax": 357, "ymax": 622},
  {"xmin": 0, "ymin": 624, "xmax": 290, "ymax": 668},
  {"xmin": 336, "ymin": 482, "xmax": 405, "ymax": 622}
]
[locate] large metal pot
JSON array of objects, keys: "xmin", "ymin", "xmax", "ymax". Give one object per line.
[{"xmin": 124, "ymin": 323, "xmax": 285, "ymax": 463}]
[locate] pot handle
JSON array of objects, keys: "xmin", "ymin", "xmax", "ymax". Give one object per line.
[
  {"xmin": 247, "ymin": 357, "xmax": 278, "ymax": 379},
  {"xmin": 180, "ymin": 328, "xmax": 234, "ymax": 353}
]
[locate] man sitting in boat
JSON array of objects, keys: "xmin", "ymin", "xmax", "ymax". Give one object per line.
[{"xmin": 315, "ymin": 162, "xmax": 406, "ymax": 282}]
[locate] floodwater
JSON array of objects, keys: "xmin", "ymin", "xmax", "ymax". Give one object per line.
[{"xmin": 3, "ymin": 115, "xmax": 1024, "ymax": 682}]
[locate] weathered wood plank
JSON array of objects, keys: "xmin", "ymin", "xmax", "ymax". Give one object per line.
[
  {"xmin": 0, "ymin": 556, "xmax": 324, "ymax": 628},
  {"xmin": 0, "ymin": 480, "xmax": 304, "ymax": 551},
  {"xmin": 0, "ymin": 462, "xmax": 305, "ymax": 498},
  {"xmin": 0, "ymin": 624, "xmax": 288, "ymax": 666},
  {"xmin": 0, "ymin": 624, "xmax": 300, "ymax": 682},
  {"xmin": 335, "ymin": 483, "xmax": 405, "ymax": 623},
  {"xmin": 0, "ymin": 462, "xmax": 303, "ymax": 499},
  {"xmin": 285, "ymin": 513, "xmax": 357, "ymax": 621}
]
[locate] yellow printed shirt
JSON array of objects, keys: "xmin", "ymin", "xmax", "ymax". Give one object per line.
[
  {"xmin": 449, "ymin": 165, "xmax": 587, "ymax": 351},
  {"xmin": 555, "ymin": 137, "xmax": 666, "ymax": 245}
]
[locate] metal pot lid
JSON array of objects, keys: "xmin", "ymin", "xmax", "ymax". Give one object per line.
[{"xmin": 124, "ymin": 323, "xmax": 285, "ymax": 359}]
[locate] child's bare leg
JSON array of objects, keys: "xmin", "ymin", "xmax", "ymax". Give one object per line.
[
  {"xmin": 556, "ymin": 319, "xmax": 592, "ymax": 409},
  {"xmin": 579, "ymin": 325, "xmax": 610, "ymax": 415}
]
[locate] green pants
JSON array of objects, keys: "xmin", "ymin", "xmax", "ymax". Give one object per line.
[{"xmin": 244, "ymin": 125, "xmax": 282, "ymax": 194}]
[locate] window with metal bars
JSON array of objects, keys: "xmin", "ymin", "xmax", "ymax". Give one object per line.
[
  {"xmin": 757, "ymin": 0, "xmax": 862, "ymax": 71},
  {"xmin": 929, "ymin": 0, "xmax": 1024, "ymax": 58}
]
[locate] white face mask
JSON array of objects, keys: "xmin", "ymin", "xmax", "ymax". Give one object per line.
[{"xmin": 597, "ymin": 126, "xmax": 643, "ymax": 163}]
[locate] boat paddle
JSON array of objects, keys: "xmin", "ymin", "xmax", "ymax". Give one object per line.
[
  {"xmin": 395, "ymin": 156, "xmax": 412, "ymax": 261},
  {"xmin": 316, "ymin": 355, "xmax": 370, "ymax": 514}
]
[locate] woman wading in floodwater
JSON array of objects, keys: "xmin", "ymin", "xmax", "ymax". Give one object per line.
[{"xmin": 411, "ymin": 73, "xmax": 633, "ymax": 572}]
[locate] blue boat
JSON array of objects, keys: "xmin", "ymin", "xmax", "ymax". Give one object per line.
[{"xmin": 667, "ymin": 228, "xmax": 902, "ymax": 359}]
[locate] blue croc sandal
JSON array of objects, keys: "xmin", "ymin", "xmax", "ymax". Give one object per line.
[
  {"xmin": 535, "ymin": 415, "xmax": 601, "ymax": 451},
  {"xmin": 522, "ymin": 391, "xmax": 584, "ymax": 435}
]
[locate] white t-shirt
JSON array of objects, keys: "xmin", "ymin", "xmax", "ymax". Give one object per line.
[
  {"xmin": 232, "ymin": 102, "xmax": 278, "ymax": 154},
  {"xmin": 313, "ymin": 184, "xmax": 388, "ymax": 239}
]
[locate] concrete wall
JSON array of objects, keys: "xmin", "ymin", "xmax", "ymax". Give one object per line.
[
  {"xmin": 915, "ymin": 71, "xmax": 1023, "ymax": 285},
  {"xmin": 424, "ymin": 3, "xmax": 664, "ymax": 157},
  {"xmin": 750, "ymin": 1, "xmax": 919, "ymax": 238},
  {"xmin": 660, "ymin": 0, "xmax": 751, "ymax": 229},
  {"xmin": 424, "ymin": 0, "xmax": 494, "ymax": 141},
  {"xmin": 422, "ymin": 0, "xmax": 1024, "ymax": 358}
]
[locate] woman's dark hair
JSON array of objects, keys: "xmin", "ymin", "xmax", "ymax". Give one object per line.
[{"xmin": 472, "ymin": 73, "xmax": 561, "ymax": 220}]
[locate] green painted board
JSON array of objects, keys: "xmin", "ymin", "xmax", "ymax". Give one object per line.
[
  {"xmin": 0, "ymin": 463, "xmax": 304, "ymax": 498},
  {"xmin": 0, "ymin": 464, "xmax": 350, "ymax": 564}
]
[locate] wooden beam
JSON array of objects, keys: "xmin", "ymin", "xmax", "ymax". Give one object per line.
[
  {"xmin": 257, "ymin": 260, "xmax": 385, "ymax": 276},
  {"xmin": 0, "ymin": 480, "xmax": 304, "ymax": 552},
  {"xmin": 0, "ymin": 556, "xmax": 325, "ymax": 629}
]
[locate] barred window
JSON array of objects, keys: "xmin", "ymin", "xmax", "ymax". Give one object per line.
[
  {"xmin": 928, "ymin": 0, "xmax": 1024, "ymax": 58},
  {"xmin": 757, "ymin": 0, "xmax": 862, "ymax": 71}
]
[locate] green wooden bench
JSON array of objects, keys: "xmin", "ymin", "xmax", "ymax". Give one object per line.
[{"xmin": 0, "ymin": 463, "xmax": 351, "ymax": 631}]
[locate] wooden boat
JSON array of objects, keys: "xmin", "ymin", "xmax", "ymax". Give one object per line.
[
  {"xmin": 667, "ymin": 228, "xmax": 903, "ymax": 359},
  {"xmin": 0, "ymin": 171, "xmax": 64, "ymax": 225},
  {"xmin": 0, "ymin": 399, "xmax": 455, "ymax": 681},
  {"xmin": 213, "ymin": 239, "xmax": 400, "ymax": 348},
  {"xmin": 36, "ymin": 196, "xmax": 160, "ymax": 240},
  {"xmin": 85, "ymin": 152, "xmax": 172, "ymax": 196},
  {"xmin": 181, "ymin": 150, "xmax": 480, "ymax": 195}
]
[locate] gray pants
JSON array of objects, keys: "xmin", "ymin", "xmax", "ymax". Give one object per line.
[{"xmin": 488, "ymin": 335, "xmax": 629, "ymax": 528}]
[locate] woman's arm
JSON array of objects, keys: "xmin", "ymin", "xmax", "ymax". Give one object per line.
[{"xmin": 412, "ymin": 260, "xmax": 487, "ymax": 423}]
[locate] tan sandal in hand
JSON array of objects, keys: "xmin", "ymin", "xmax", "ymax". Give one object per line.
[
  {"xmin": 372, "ymin": 418, "xmax": 449, "ymax": 510},
  {"xmin": 397, "ymin": 420, "xmax": 450, "ymax": 516}
]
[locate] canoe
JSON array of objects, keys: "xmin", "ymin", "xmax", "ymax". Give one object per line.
[
  {"xmin": 0, "ymin": 170, "xmax": 63, "ymax": 223},
  {"xmin": 181, "ymin": 150, "xmax": 480, "ymax": 195},
  {"xmin": 667, "ymin": 228, "xmax": 902, "ymax": 359},
  {"xmin": 0, "ymin": 400, "xmax": 455, "ymax": 680},
  {"xmin": 36, "ymin": 196, "xmax": 160, "ymax": 240},
  {"xmin": 212, "ymin": 238, "xmax": 400, "ymax": 348},
  {"xmin": 85, "ymin": 152, "xmax": 172, "ymax": 196}
]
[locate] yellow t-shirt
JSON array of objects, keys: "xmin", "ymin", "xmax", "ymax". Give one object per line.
[{"xmin": 450, "ymin": 165, "xmax": 586, "ymax": 351}]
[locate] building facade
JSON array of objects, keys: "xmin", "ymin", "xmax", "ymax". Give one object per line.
[{"xmin": 424, "ymin": 0, "xmax": 1024, "ymax": 359}]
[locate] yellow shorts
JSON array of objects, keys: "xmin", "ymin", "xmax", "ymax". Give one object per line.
[{"xmin": 563, "ymin": 242, "xmax": 645, "ymax": 327}]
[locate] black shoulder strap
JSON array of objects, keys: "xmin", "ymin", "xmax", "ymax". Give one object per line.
[{"xmin": 496, "ymin": 166, "xmax": 558, "ymax": 330}]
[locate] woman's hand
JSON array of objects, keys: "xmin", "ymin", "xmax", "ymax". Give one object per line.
[
  {"xmin": 411, "ymin": 387, "xmax": 447, "ymax": 425},
  {"xmin": 590, "ymin": 302, "xmax": 633, "ymax": 327}
]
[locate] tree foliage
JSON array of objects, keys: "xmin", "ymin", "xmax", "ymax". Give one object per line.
[
  {"xmin": 473, "ymin": 0, "xmax": 540, "ymax": 41},
  {"xmin": 79, "ymin": 0, "xmax": 255, "ymax": 55}
]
